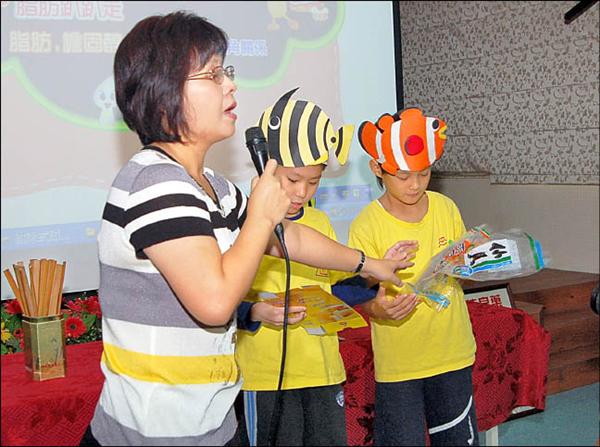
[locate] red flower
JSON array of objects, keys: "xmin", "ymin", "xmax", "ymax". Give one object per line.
[
  {"xmin": 5, "ymin": 299, "xmax": 22, "ymax": 315},
  {"xmin": 66, "ymin": 299, "xmax": 83, "ymax": 312},
  {"xmin": 65, "ymin": 316, "xmax": 87, "ymax": 339},
  {"xmin": 13, "ymin": 328, "xmax": 23, "ymax": 339},
  {"xmin": 85, "ymin": 297, "xmax": 102, "ymax": 317}
]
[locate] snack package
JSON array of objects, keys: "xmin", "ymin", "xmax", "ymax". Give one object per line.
[{"xmin": 408, "ymin": 225, "xmax": 548, "ymax": 311}]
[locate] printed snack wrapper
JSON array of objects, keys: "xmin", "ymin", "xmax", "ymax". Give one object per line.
[{"xmin": 409, "ymin": 225, "xmax": 547, "ymax": 312}]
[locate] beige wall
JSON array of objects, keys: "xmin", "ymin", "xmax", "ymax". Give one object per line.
[{"xmin": 430, "ymin": 176, "xmax": 599, "ymax": 273}]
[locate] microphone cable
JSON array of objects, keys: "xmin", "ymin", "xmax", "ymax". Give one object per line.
[
  {"xmin": 267, "ymin": 225, "xmax": 290, "ymax": 446},
  {"xmin": 244, "ymin": 126, "xmax": 292, "ymax": 446}
]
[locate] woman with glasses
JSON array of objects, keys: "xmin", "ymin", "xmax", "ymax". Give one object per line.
[{"xmin": 81, "ymin": 11, "xmax": 414, "ymax": 446}]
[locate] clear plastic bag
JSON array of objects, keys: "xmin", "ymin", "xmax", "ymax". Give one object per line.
[
  {"xmin": 406, "ymin": 275, "xmax": 460, "ymax": 312},
  {"xmin": 408, "ymin": 225, "xmax": 548, "ymax": 311}
]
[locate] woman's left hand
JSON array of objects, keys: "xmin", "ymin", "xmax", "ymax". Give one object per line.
[
  {"xmin": 360, "ymin": 240, "xmax": 418, "ymax": 286},
  {"xmin": 361, "ymin": 258, "xmax": 414, "ymax": 287}
]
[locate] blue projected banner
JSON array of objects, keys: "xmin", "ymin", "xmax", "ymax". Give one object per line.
[
  {"xmin": 315, "ymin": 184, "xmax": 372, "ymax": 221},
  {"xmin": 1, "ymin": 222, "xmax": 100, "ymax": 251}
]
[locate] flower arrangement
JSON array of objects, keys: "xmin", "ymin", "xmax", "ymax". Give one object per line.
[{"xmin": 1, "ymin": 291, "xmax": 102, "ymax": 355}]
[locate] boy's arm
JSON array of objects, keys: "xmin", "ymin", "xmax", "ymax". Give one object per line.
[
  {"xmin": 331, "ymin": 276, "xmax": 377, "ymax": 307},
  {"xmin": 236, "ymin": 302, "xmax": 261, "ymax": 332}
]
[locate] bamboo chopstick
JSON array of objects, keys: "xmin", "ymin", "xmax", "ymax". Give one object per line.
[
  {"xmin": 48, "ymin": 262, "xmax": 65, "ymax": 316},
  {"xmin": 31, "ymin": 259, "xmax": 41, "ymax": 311},
  {"xmin": 14, "ymin": 263, "xmax": 36, "ymax": 317},
  {"xmin": 40, "ymin": 259, "xmax": 57, "ymax": 316},
  {"xmin": 38, "ymin": 259, "xmax": 48, "ymax": 315},
  {"xmin": 4, "ymin": 259, "xmax": 67, "ymax": 318},
  {"xmin": 56, "ymin": 261, "xmax": 66, "ymax": 315},
  {"xmin": 3, "ymin": 269, "xmax": 29, "ymax": 316},
  {"xmin": 28, "ymin": 261, "xmax": 37, "ymax": 308}
]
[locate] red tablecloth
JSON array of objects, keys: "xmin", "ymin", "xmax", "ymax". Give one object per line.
[
  {"xmin": 1, "ymin": 341, "xmax": 104, "ymax": 446},
  {"xmin": 339, "ymin": 301, "xmax": 552, "ymax": 446},
  {"xmin": 1, "ymin": 303, "xmax": 551, "ymax": 447}
]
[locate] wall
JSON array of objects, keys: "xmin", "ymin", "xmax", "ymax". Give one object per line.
[
  {"xmin": 430, "ymin": 176, "xmax": 599, "ymax": 273},
  {"xmin": 399, "ymin": 1, "xmax": 599, "ymax": 273},
  {"xmin": 399, "ymin": 0, "xmax": 599, "ymax": 184}
]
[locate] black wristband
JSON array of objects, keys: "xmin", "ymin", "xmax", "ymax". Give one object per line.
[{"xmin": 354, "ymin": 249, "xmax": 366, "ymax": 273}]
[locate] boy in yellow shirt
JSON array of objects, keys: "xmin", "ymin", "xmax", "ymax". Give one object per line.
[
  {"xmin": 235, "ymin": 89, "xmax": 416, "ymax": 446},
  {"xmin": 348, "ymin": 108, "xmax": 479, "ymax": 446}
]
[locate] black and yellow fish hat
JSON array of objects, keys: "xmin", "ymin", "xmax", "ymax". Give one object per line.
[{"xmin": 257, "ymin": 87, "xmax": 354, "ymax": 167}]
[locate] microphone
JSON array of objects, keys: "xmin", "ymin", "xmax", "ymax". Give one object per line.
[
  {"xmin": 245, "ymin": 126, "xmax": 270, "ymax": 176},
  {"xmin": 245, "ymin": 127, "xmax": 285, "ymax": 243}
]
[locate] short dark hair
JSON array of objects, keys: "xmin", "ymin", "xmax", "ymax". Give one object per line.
[{"xmin": 114, "ymin": 11, "xmax": 228, "ymax": 145}]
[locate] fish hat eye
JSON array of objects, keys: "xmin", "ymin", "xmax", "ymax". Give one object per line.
[{"xmin": 269, "ymin": 116, "xmax": 281, "ymax": 130}]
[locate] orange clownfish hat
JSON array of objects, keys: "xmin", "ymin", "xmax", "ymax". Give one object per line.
[{"xmin": 357, "ymin": 108, "xmax": 447, "ymax": 174}]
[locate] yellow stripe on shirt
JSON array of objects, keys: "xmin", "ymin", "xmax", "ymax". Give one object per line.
[{"xmin": 102, "ymin": 342, "xmax": 239, "ymax": 385}]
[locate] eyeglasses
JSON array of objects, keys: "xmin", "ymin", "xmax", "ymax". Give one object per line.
[{"xmin": 187, "ymin": 65, "xmax": 235, "ymax": 84}]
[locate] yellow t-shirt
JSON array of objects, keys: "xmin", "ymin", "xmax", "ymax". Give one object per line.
[
  {"xmin": 235, "ymin": 207, "xmax": 346, "ymax": 391},
  {"xmin": 348, "ymin": 191, "xmax": 476, "ymax": 382}
]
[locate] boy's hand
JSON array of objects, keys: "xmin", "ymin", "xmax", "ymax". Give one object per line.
[
  {"xmin": 384, "ymin": 240, "xmax": 418, "ymax": 262},
  {"xmin": 369, "ymin": 286, "xmax": 419, "ymax": 320},
  {"xmin": 250, "ymin": 302, "xmax": 307, "ymax": 326}
]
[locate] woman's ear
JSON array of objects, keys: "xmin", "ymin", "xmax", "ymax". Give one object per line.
[{"xmin": 369, "ymin": 159, "xmax": 383, "ymax": 178}]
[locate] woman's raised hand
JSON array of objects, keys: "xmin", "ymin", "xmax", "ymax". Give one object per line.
[{"xmin": 247, "ymin": 159, "xmax": 290, "ymax": 229}]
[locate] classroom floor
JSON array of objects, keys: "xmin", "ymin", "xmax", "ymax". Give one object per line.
[{"xmin": 478, "ymin": 382, "xmax": 599, "ymax": 446}]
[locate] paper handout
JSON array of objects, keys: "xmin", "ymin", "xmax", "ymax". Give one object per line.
[{"xmin": 257, "ymin": 285, "xmax": 368, "ymax": 335}]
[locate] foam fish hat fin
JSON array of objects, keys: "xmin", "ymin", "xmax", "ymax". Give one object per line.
[
  {"xmin": 273, "ymin": 87, "xmax": 299, "ymax": 109},
  {"xmin": 332, "ymin": 124, "xmax": 355, "ymax": 166},
  {"xmin": 375, "ymin": 113, "xmax": 396, "ymax": 132},
  {"xmin": 358, "ymin": 121, "xmax": 382, "ymax": 161}
]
